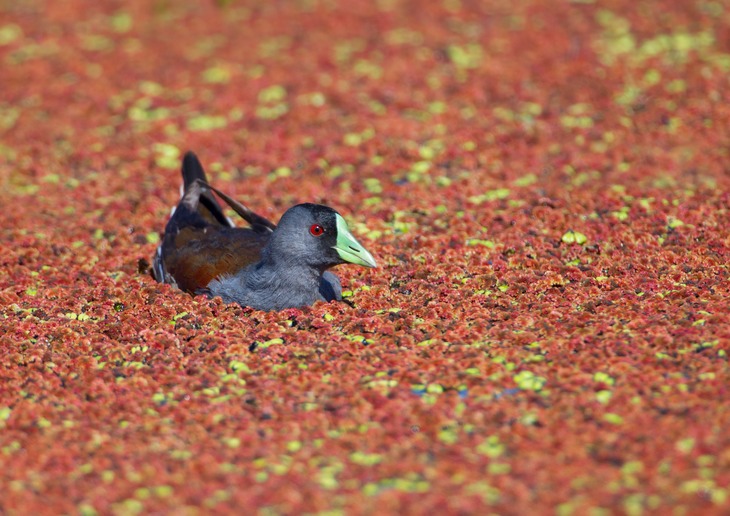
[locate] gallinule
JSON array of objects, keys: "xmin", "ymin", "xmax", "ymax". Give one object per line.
[{"xmin": 153, "ymin": 152, "xmax": 377, "ymax": 311}]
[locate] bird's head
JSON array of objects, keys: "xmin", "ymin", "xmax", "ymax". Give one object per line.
[{"xmin": 266, "ymin": 203, "xmax": 377, "ymax": 271}]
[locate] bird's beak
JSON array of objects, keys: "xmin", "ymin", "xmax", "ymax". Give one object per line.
[{"xmin": 333, "ymin": 214, "xmax": 377, "ymax": 268}]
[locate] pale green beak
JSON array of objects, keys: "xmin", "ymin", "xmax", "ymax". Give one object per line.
[{"xmin": 333, "ymin": 214, "xmax": 377, "ymax": 268}]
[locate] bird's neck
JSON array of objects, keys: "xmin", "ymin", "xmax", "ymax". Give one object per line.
[
  {"xmin": 234, "ymin": 255, "xmax": 324, "ymax": 309},
  {"xmin": 259, "ymin": 259, "xmax": 323, "ymax": 286},
  {"xmin": 260, "ymin": 246, "xmax": 328, "ymax": 277}
]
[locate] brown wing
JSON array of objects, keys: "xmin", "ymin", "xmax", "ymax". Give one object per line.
[
  {"xmin": 161, "ymin": 226, "xmax": 270, "ymax": 294},
  {"xmin": 153, "ymin": 153, "xmax": 278, "ymax": 294}
]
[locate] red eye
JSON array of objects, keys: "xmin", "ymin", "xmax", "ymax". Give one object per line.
[{"xmin": 309, "ymin": 224, "xmax": 324, "ymax": 237}]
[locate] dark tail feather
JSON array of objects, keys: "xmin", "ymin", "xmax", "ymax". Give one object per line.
[
  {"xmin": 181, "ymin": 151, "xmax": 232, "ymax": 227},
  {"xmin": 203, "ymin": 181, "xmax": 276, "ymax": 233},
  {"xmin": 182, "ymin": 151, "xmax": 208, "ymax": 189}
]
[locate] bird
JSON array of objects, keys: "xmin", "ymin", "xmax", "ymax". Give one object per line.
[{"xmin": 152, "ymin": 151, "xmax": 377, "ymax": 311}]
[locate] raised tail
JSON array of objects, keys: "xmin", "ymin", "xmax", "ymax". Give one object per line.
[
  {"xmin": 182, "ymin": 151, "xmax": 208, "ymax": 190},
  {"xmin": 181, "ymin": 151, "xmax": 232, "ymax": 227}
]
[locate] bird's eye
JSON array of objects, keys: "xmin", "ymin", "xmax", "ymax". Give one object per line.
[{"xmin": 309, "ymin": 224, "xmax": 324, "ymax": 237}]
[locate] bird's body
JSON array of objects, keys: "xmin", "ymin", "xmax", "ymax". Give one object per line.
[{"xmin": 152, "ymin": 152, "xmax": 376, "ymax": 311}]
